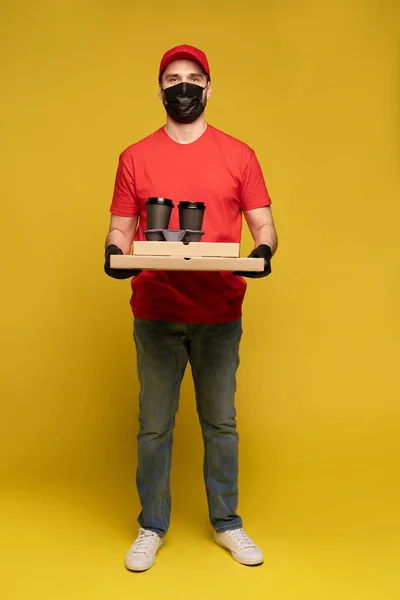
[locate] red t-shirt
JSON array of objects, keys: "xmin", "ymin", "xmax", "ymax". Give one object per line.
[{"xmin": 110, "ymin": 124, "xmax": 271, "ymax": 323}]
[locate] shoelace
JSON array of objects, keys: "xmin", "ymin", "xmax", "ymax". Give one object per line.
[
  {"xmin": 225, "ymin": 528, "xmax": 256, "ymax": 550},
  {"xmin": 129, "ymin": 529, "xmax": 159, "ymax": 555}
]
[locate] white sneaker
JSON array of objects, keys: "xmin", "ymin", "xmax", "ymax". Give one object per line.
[
  {"xmin": 214, "ymin": 528, "xmax": 264, "ymax": 566},
  {"xmin": 125, "ymin": 528, "xmax": 163, "ymax": 572}
]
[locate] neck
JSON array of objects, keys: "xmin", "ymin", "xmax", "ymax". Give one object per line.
[{"xmin": 164, "ymin": 116, "xmax": 207, "ymax": 144}]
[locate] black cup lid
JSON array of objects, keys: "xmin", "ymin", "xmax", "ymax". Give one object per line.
[
  {"xmin": 146, "ymin": 197, "xmax": 174, "ymax": 207},
  {"xmin": 178, "ymin": 201, "xmax": 206, "ymax": 209}
]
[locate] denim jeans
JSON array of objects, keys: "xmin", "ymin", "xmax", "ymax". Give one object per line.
[{"xmin": 133, "ymin": 317, "xmax": 243, "ymax": 537}]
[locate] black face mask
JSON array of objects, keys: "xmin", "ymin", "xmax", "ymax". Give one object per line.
[{"xmin": 162, "ymin": 82, "xmax": 206, "ymax": 124}]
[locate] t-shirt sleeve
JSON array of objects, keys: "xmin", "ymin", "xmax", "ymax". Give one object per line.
[
  {"xmin": 240, "ymin": 150, "xmax": 272, "ymax": 211},
  {"xmin": 109, "ymin": 153, "xmax": 140, "ymax": 217}
]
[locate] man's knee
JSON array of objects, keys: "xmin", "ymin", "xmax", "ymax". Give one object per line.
[
  {"xmin": 138, "ymin": 413, "xmax": 176, "ymax": 438},
  {"xmin": 199, "ymin": 409, "xmax": 237, "ymax": 432}
]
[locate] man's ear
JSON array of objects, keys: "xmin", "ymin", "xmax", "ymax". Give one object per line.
[
  {"xmin": 158, "ymin": 85, "xmax": 163, "ymax": 101},
  {"xmin": 206, "ymin": 82, "xmax": 212, "ymax": 99}
]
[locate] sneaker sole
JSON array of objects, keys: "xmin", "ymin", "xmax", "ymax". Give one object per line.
[
  {"xmin": 214, "ymin": 538, "xmax": 264, "ymax": 566},
  {"xmin": 125, "ymin": 560, "xmax": 156, "ymax": 572}
]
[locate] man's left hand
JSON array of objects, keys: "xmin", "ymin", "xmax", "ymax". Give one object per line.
[{"xmin": 233, "ymin": 244, "xmax": 272, "ymax": 278}]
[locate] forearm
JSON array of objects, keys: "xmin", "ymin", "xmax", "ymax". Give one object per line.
[
  {"xmin": 106, "ymin": 228, "xmax": 133, "ymax": 255},
  {"xmin": 105, "ymin": 214, "xmax": 138, "ymax": 255},
  {"xmin": 253, "ymin": 224, "xmax": 278, "ymax": 256}
]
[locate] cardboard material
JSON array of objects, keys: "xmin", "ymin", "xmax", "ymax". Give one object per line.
[
  {"xmin": 133, "ymin": 241, "xmax": 240, "ymax": 258},
  {"xmin": 110, "ymin": 255, "xmax": 263, "ymax": 272}
]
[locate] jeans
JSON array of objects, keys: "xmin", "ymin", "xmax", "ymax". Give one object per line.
[{"xmin": 133, "ymin": 317, "xmax": 243, "ymax": 537}]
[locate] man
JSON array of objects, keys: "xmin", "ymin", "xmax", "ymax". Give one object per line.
[{"xmin": 104, "ymin": 44, "xmax": 278, "ymax": 572}]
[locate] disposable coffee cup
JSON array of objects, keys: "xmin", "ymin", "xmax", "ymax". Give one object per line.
[
  {"xmin": 146, "ymin": 198, "xmax": 174, "ymax": 230},
  {"xmin": 178, "ymin": 201, "xmax": 205, "ymax": 231}
]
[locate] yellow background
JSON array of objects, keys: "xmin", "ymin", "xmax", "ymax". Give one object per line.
[{"xmin": 1, "ymin": 0, "xmax": 399, "ymax": 598}]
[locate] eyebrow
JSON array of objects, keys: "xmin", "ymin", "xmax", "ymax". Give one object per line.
[{"xmin": 165, "ymin": 72, "xmax": 205, "ymax": 78}]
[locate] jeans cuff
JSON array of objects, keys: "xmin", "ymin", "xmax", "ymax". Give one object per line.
[
  {"xmin": 139, "ymin": 526, "xmax": 167, "ymax": 538},
  {"xmin": 214, "ymin": 521, "xmax": 243, "ymax": 533}
]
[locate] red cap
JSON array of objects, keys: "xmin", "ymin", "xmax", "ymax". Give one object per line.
[{"xmin": 159, "ymin": 44, "xmax": 210, "ymax": 82}]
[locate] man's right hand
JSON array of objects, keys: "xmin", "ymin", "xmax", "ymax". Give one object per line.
[{"xmin": 104, "ymin": 244, "xmax": 142, "ymax": 280}]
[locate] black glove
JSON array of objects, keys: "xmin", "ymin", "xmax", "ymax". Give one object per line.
[
  {"xmin": 233, "ymin": 244, "xmax": 272, "ymax": 278},
  {"xmin": 104, "ymin": 244, "xmax": 142, "ymax": 280}
]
